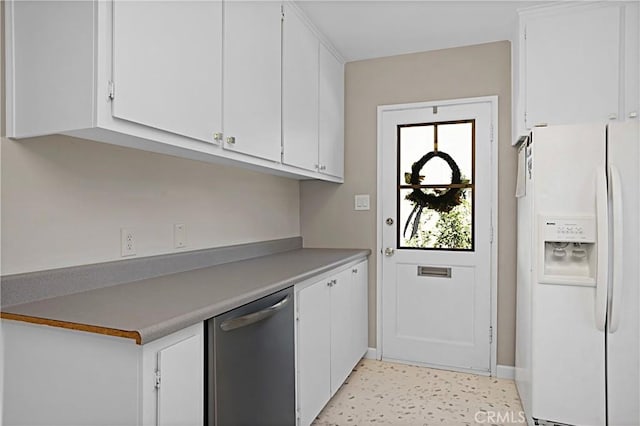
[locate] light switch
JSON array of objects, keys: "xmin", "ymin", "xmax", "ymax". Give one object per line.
[{"xmin": 354, "ymin": 194, "xmax": 370, "ymax": 211}]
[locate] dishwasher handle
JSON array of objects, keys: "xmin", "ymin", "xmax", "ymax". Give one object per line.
[{"xmin": 219, "ymin": 295, "xmax": 291, "ymax": 332}]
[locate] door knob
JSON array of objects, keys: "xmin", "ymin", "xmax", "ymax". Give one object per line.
[{"xmin": 384, "ymin": 247, "xmax": 395, "ymax": 257}]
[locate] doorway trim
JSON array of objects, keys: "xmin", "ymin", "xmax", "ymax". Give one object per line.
[{"xmin": 375, "ymin": 96, "xmax": 499, "ymax": 377}]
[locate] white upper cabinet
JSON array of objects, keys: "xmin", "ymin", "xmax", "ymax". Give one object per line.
[
  {"xmin": 282, "ymin": 4, "xmax": 345, "ymax": 180},
  {"xmin": 223, "ymin": 1, "xmax": 282, "ymax": 162},
  {"xmin": 7, "ymin": 0, "xmax": 96, "ymax": 137},
  {"xmin": 6, "ymin": 0, "xmax": 345, "ymax": 182},
  {"xmin": 282, "ymin": 5, "xmax": 320, "ymax": 172},
  {"xmin": 525, "ymin": 4, "xmax": 620, "ymax": 128},
  {"xmin": 112, "ymin": 1, "xmax": 222, "ymax": 143},
  {"xmin": 319, "ymin": 43, "xmax": 345, "ymax": 179},
  {"xmin": 515, "ymin": 2, "xmax": 639, "ymax": 140}
]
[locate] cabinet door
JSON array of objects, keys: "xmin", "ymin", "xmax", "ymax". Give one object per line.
[
  {"xmin": 157, "ymin": 333, "xmax": 203, "ymax": 426},
  {"xmin": 524, "ymin": 4, "xmax": 621, "ymax": 128},
  {"xmin": 282, "ymin": 6, "xmax": 319, "ymax": 172},
  {"xmin": 351, "ymin": 261, "xmax": 369, "ymax": 363},
  {"xmin": 223, "ymin": 1, "xmax": 282, "ymax": 162},
  {"xmin": 318, "ymin": 44, "xmax": 344, "ymax": 179},
  {"xmin": 112, "ymin": 1, "xmax": 222, "ymax": 143},
  {"xmin": 330, "ymin": 268, "xmax": 355, "ymax": 395},
  {"xmin": 297, "ymin": 280, "xmax": 331, "ymax": 426}
]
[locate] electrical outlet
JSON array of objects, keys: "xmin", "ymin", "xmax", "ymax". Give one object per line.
[
  {"xmin": 121, "ymin": 228, "xmax": 136, "ymax": 257},
  {"xmin": 174, "ymin": 224, "xmax": 187, "ymax": 249}
]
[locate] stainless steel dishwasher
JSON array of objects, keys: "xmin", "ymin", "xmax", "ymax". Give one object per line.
[{"xmin": 206, "ymin": 287, "xmax": 295, "ymax": 426}]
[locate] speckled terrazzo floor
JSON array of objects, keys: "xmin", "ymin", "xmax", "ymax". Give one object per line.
[{"xmin": 312, "ymin": 359, "xmax": 525, "ymax": 426}]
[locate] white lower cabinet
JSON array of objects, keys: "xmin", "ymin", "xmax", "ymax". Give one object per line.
[
  {"xmin": 141, "ymin": 325, "xmax": 204, "ymax": 426},
  {"xmin": 295, "ymin": 260, "xmax": 368, "ymax": 426},
  {"xmin": 2, "ymin": 320, "xmax": 203, "ymax": 426}
]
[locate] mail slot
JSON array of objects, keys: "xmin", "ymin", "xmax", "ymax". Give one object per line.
[{"xmin": 417, "ymin": 266, "xmax": 452, "ymax": 278}]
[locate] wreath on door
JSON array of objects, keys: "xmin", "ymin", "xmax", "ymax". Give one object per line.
[{"xmin": 403, "ymin": 151, "xmax": 466, "ymax": 239}]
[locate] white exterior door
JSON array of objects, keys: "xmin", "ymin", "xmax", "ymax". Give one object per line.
[{"xmin": 380, "ymin": 100, "xmax": 494, "ymax": 373}]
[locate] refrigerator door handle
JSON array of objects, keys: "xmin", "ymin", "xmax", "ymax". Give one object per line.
[
  {"xmin": 609, "ymin": 165, "xmax": 623, "ymax": 333},
  {"xmin": 595, "ymin": 166, "xmax": 608, "ymax": 331}
]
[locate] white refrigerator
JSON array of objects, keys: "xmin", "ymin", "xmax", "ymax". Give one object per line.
[{"xmin": 515, "ymin": 122, "xmax": 639, "ymax": 426}]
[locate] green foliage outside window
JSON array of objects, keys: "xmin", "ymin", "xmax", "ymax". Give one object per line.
[{"xmin": 404, "ymin": 192, "xmax": 472, "ymax": 250}]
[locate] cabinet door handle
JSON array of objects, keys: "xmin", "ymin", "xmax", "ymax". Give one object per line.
[
  {"xmin": 213, "ymin": 132, "xmax": 223, "ymax": 143},
  {"xmin": 319, "ymin": 165, "xmax": 326, "ymax": 171},
  {"xmin": 226, "ymin": 136, "xmax": 236, "ymax": 144},
  {"xmin": 352, "ymin": 268, "xmax": 358, "ymax": 274}
]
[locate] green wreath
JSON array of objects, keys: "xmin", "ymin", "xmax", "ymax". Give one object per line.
[{"xmin": 403, "ymin": 151, "xmax": 466, "ymax": 240}]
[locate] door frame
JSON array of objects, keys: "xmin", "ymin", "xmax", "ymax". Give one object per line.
[{"xmin": 375, "ymin": 96, "xmax": 499, "ymax": 377}]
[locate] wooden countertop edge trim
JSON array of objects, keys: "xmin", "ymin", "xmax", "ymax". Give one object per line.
[{"xmin": 0, "ymin": 312, "xmax": 142, "ymax": 344}]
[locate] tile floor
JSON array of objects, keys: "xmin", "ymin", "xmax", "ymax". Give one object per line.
[{"xmin": 312, "ymin": 359, "xmax": 525, "ymax": 426}]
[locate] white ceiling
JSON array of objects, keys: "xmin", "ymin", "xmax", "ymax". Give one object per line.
[{"xmin": 297, "ymin": 1, "xmax": 548, "ymax": 62}]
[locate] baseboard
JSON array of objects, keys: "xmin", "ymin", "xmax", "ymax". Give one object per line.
[
  {"xmin": 497, "ymin": 364, "xmax": 515, "ymax": 379},
  {"xmin": 364, "ymin": 347, "xmax": 378, "ymax": 360},
  {"xmin": 363, "ymin": 351, "xmax": 515, "ymax": 379}
]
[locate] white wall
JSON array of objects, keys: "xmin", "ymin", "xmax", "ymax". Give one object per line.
[{"xmin": 0, "ymin": 135, "xmax": 300, "ymax": 275}]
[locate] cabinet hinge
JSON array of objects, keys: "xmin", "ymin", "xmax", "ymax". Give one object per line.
[
  {"xmin": 281, "ymin": 4, "xmax": 285, "ymax": 19},
  {"xmin": 108, "ymin": 81, "xmax": 115, "ymax": 100},
  {"xmin": 490, "ymin": 123, "xmax": 494, "ymax": 143},
  {"xmin": 489, "ymin": 326, "xmax": 493, "ymax": 344},
  {"xmin": 154, "ymin": 370, "xmax": 161, "ymax": 389},
  {"xmin": 489, "ymin": 224, "xmax": 494, "ymax": 244}
]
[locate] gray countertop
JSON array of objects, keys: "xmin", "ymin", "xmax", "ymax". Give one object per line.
[{"xmin": 1, "ymin": 248, "xmax": 369, "ymax": 344}]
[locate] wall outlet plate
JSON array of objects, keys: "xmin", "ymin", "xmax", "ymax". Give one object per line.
[
  {"xmin": 174, "ymin": 224, "xmax": 187, "ymax": 249},
  {"xmin": 121, "ymin": 228, "xmax": 136, "ymax": 257},
  {"xmin": 354, "ymin": 194, "xmax": 370, "ymax": 211}
]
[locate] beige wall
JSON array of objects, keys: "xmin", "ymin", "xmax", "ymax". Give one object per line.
[
  {"xmin": 0, "ymin": 135, "xmax": 301, "ymax": 275},
  {"xmin": 301, "ymin": 41, "xmax": 517, "ymax": 366}
]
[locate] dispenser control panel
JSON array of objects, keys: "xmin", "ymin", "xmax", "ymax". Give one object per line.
[{"xmin": 542, "ymin": 217, "xmax": 596, "ymax": 243}]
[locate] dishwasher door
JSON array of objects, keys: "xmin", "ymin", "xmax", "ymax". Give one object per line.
[{"xmin": 208, "ymin": 287, "xmax": 295, "ymax": 426}]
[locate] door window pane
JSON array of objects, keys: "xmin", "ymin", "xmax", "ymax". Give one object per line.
[
  {"xmin": 397, "ymin": 120, "xmax": 475, "ymax": 251},
  {"xmin": 437, "ymin": 122, "xmax": 473, "ymax": 183},
  {"xmin": 398, "ymin": 125, "xmax": 434, "ymax": 186}
]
